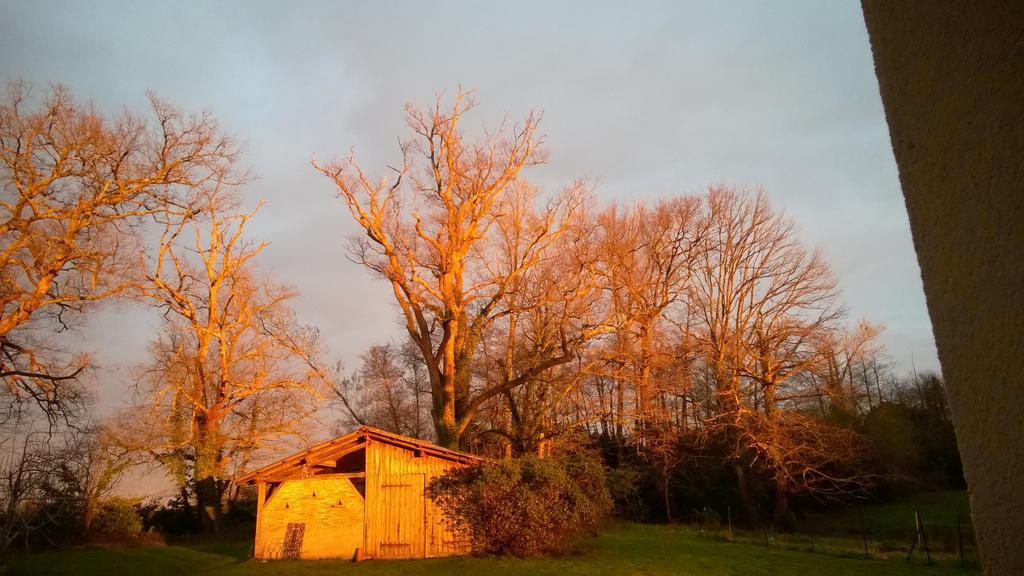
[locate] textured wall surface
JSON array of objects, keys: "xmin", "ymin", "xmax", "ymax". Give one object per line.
[
  {"xmin": 861, "ymin": 2, "xmax": 1023, "ymax": 574},
  {"xmin": 363, "ymin": 440, "xmax": 472, "ymax": 559},
  {"xmin": 256, "ymin": 476, "xmax": 365, "ymax": 560}
]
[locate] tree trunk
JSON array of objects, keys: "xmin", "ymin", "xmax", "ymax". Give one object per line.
[
  {"xmin": 636, "ymin": 323, "xmax": 654, "ymax": 434},
  {"xmin": 733, "ymin": 462, "xmax": 758, "ymax": 526},
  {"xmin": 773, "ymin": 476, "xmax": 790, "ymax": 531},
  {"xmin": 428, "ymin": 354, "xmax": 461, "ymax": 449},
  {"xmin": 195, "ymin": 475, "xmax": 222, "ymax": 533},
  {"xmin": 193, "ymin": 416, "xmax": 224, "ymax": 533},
  {"xmin": 615, "ymin": 378, "xmax": 625, "ymax": 461},
  {"xmin": 663, "ymin": 466, "xmax": 673, "ymax": 523},
  {"xmin": 81, "ymin": 499, "xmax": 96, "ymax": 535},
  {"xmin": 433, "ymin": 416, "xmax": 460, "ymax": 450}
]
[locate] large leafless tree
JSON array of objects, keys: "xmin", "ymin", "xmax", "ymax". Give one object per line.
[
  {"xmin": 316, "ymin": 91, "xmax": 584, "ymax": 449},
  {"xmin": 126, "ymin": 192, "xmax": 327, "ymax": 531},
  {"xmin": 0, "ymin": 82, "xmax": 239, "ymax": 423}
]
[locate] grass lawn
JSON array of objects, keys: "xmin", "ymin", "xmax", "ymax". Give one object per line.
[
  {"xmin": 812, "ymin": 491, "xmax": 973, "ymax": 542},
  {"xmin": 5, "ymin": 523, "xmax": 979, "ymax": 576}
]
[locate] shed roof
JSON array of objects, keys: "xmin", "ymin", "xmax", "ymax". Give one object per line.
[{"xmin": 237, "ymin": 425, "xmax": 482, "ymax": 484}]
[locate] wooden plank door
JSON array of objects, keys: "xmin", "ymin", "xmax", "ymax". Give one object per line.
[{"xmin": 377, "ymin": 473, "xmax": 425, "ymax": 559}]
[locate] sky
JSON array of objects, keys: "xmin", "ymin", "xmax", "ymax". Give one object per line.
[{"xmin": 0, "ymin": 0, "xmax": 940, "ymax": 418}]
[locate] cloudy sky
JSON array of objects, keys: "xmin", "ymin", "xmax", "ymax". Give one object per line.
[{"xmin": 0, "ymin": 0, "xmax": 939, "ymax": 415}]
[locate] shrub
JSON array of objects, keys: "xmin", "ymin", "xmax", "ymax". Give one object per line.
[
  {"xmin": 222, "ymin": 497, "xmax": 256, "ymax": 530},
  {"xmin": 778, "ymin": 507, "xmax": 799, "ymax": 533},
  {"xmin": 428, "ymin": 453, "xmax": 611, "ymax": 556},
  {"xmin": 139, "ymin": 496, "xmax": 200, "ymax": 535},
  {"xmin": 604, "ymin": 464, "xmax": 647, "ymax": 521},
  {"xmin": 696, "ymin": 506, "xmax": 722, "ymax": 530},
  {"xmin": 92, "ymin": 498, "xmax": 143, "ymax": 540}
]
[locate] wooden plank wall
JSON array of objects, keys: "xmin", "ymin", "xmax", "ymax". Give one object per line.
[
  {"xmin": 255, "ymin": 475, "xmax": 364, "ymax": 560},
  {"xmin": 364, "ymin": 440, "xmax": 472, "ymax": 559}
]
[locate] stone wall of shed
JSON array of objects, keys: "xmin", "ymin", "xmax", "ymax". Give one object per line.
[{"xmin": 256, "ymin": 476, "xmax": 364, "ymax": 560}]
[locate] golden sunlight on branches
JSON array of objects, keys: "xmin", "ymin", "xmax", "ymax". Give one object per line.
[
  {"xmin": 117, "ymin": 190, "xmax": 329, "ymax": 532},
  {"xmin": 315, "ymin": 89, "xmax": 580, "ymax": 449},
  {"xmin": 0, "ymin": 82, "xmax": 240, "ymax": 423}
]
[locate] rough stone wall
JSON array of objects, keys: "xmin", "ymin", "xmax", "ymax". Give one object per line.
[
  {"xmin": 861, "ymin": 2, "xmax": 1023, "ymax": 574},
  {"xmin": 256, "ymin": 476, "xmax": 365, "ymax": 560}
]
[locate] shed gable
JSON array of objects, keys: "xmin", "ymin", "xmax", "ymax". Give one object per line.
[
  {"xmin": 243, "ymin": 427, "xmax": 479, "ymax": 561},
  {"xmin": 257, "ymin": 475, "xmax": 364, "ymax": 560}
]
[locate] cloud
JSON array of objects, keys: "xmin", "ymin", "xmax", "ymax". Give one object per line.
[{"xmin": 0, "ymin": 0, "xmax": 939, "ymax": 415}]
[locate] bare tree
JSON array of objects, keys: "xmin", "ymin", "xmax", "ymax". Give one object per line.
[
  {"xmin": 43, "ymin": 425, "xmax": 128, "ymax": 534},
  {"xmin": 478, "ymin": 193, "xmax": 608, "ymax": 454},
  {"xmin": 333, "ymin": 343, "xmax": 427, "ymax": 437},
  {"xmin": 0, "ymin": 82, "xmax": 239, "ymax": 423},
  {"xmin": 689, "ymin": 187, "xmax": 846, "ymax": 524},
  {"xmin": 810, "ymin": 320, "xmax": 885, "ymax": 414},
  {"xmin": 572, "ymin": 198, "xmax": 705, "ymax": 518},
  {"xmin": 0, "ymin": 431, "xmax": 51, "ymax": 552},
  {"xmin": 398, "ymin": 338, "xmax": 432, "ymax": 438},
  {"xmin": 595, "ymin": 198, "xmax": 704, "ymax": 433},
  {"xmin": 126, "ymin": 192, "xmax": 327, "ymax": 532},
  {"xmin": 315, "ymin": 90, "xmax": 583, "ymax": 448},
  {"xmin": 0, "ymin": 424, "xmax": 110, "ymax": 551}
]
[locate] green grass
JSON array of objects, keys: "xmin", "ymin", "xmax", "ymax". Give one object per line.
[
  {"xmin": 4, "ymin": 523, "xmax": 979, "ymax": 576},
  {"xmin": 812, "ymin": 491, "xmax": 973, "ymax": 542},
  {"xmin": 689, "ymin": 491, "xmax": 976, "ymax": 563}
]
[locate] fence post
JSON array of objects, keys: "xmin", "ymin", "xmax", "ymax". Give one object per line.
[
  {"xmin": 860, "ymin": 512, "xmax": 870, "ymax": 559},
  {"xmin": 763, "ymin": 527, "xmax": 769, "ymax": 547},
  {"xmin": 808, "ymin": 512, "xmax": 815, "ymax": 553},
  {"xmin": 727, "ymin": 506, "xmax": 733, "ymax": 542},
  {"xmin": 907, "ymin": 509, "xmax": 933, "ymax": 564},
  {"xmin": 907, "ymin": 510, "xmax": 919, "ymax": 562},
  {"xmin": 956, "ymin": 509, "xmax": 964, "ymax": 567},
  {"xmin": 919, "ymin": 509, "xmax": 931, "ymax": 564}
]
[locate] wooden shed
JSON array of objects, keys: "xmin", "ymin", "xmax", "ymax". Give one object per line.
[{"xmin": 237, "ymin": 426, "xmax": 481, "ymax": 561}]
